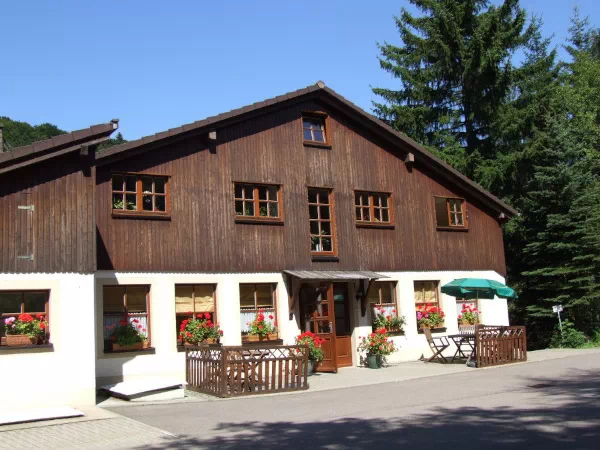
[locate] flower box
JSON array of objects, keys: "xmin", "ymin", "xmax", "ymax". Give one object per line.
[
  {"xmin": 112, "ymin": 342, "xmax": 144, "ymax": 352},
  {"xmin": 6, "ymin": 334, "xmax": 38, "ymax": 347},
  {"xmin": 184, "ymin": 338, "xmax": 218, "ymax": 346},
  {"xmin": 246, "ymin": 333, "xmax": 278, "ymax": 342}
]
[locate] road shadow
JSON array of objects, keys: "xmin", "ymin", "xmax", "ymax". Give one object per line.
[{"xmin": 132, "ymin": 369, "xmax": 600, "ymax": 450}]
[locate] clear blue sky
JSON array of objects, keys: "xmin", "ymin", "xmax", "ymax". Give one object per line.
[{"xmin": 1, "ymin": 0, "xmax": 597, "ymax": 140}]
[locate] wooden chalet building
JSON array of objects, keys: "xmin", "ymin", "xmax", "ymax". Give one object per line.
[{"xmin": 0, "ymin": 82, "xmax": 516, "ymax": 408}]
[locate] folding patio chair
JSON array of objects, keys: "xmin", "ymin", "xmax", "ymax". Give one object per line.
[{"xmin": 423, "ymin": 327, "xmax": 450, "ymax": 363}]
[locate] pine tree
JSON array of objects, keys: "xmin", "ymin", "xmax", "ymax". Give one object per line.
[{"xmin": 373, "ymin": 0, "xmax": 529, "ymax": 177}]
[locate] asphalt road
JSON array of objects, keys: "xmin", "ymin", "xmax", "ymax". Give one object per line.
[{"xmin": 108, "ymin": 352, "xmax": 600, "ymax": 450}]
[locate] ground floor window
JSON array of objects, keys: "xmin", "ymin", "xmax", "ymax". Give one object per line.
[
  {"xmin": 456, "ymin": 299, "xmax": 480, "ymax": 326},
  {"xmin": 239, "ymin": 284, "xmax": 277, "ymax": 336},
  {"xmin": 103, "ymin": 285, "xmax": 150, "ymax": 350},
  {"xmin": 175, "ymin": 284, "xmax": 217, "ymax": 345},
  {"xmin": 368, "ymin": 282, "xmax": 400, "ymax": 329},
  {"xmin": 414, "ymin": 281, "xmax": 444, "ymax": 328},
  {"xmin": 0, "ymin": 291, "xmax": 49, "ymax": 346}
]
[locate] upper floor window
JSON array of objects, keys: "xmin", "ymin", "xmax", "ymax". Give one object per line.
[
  {"xmin": 302, "ymin": 113, "xmax": 329, "ymax": 146},
  {"xmin": 234, "ymin": 183, "xmax": 281, "ymax": 222},
  {"xmin": 355, "ymin": 191, "xmax": 392, "ymax": 226},
  {"xmin": 112, "ymin": 174, "xmax": 169, "ymax": 216},
  {"xmin": 434, "ymin": 197, "xmax": 466, "ymax": 229},
  {"xmin": 308, "ymin": 188, "xmax": 336, "ymax": 255},
  {"xmin": 0, "ymin": 291, "xmax": 49, "ymax": 346}
]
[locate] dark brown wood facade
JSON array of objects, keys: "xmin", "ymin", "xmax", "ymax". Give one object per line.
[
  {"xmin": 0, "ymin": 151, "xmax": 96, "ymax": 273},
  {"xmin": 96, "ymin": 100, "xmax": 508, "ymax": 275}
]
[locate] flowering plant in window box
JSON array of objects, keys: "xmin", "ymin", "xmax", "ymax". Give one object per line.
[
  {"xmin": 357, "ymin": 328, "xmax": 397, "ymax": 369},
  {"xmin": 373, "ymin": 307, "xmax": 406, "ymax": 333},
  {"xmin": 180, "ymin": 313, "xmax": 222, "ymax": 346},
  {"xmin": 458, "ymin": 303, "xmax": 479, "ymax": 325},
  {"xmin": 246, "ymin": 310, "xmax": 278, "ymax": 341},
  {"xmin": 417, "ymin": 305, "xmax": 445, "ymax": 329},
  {"xmin": 4, "ymin": 314, "xmax": 48, "ymax": 346},
  {"xmin": 106, "ymin": 318, "xmax": 148, "ymax": 351}
]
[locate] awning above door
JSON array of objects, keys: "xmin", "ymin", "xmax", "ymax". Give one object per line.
[{"xmin": 282, "ymin": 270, "xmax": 388, "ymax": 280}]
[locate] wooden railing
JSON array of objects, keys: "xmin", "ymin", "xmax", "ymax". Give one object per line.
[
  {"xmin": 186, "ymin": 344, "xmax": 309, "ymax": 398},
  {"xmin": 475, "ymin": 325, "xmax": 527, "ymax": 368}
]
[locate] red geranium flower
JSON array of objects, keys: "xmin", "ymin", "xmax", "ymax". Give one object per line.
[
  {"xmin": 204, "ymin": 312, "xmax": 211, "ymax": 319},
  {"xmin": 269, "ymin": 314, "xmax": 274, "ymax": 320},
  {"xmin": 18, "ymin": 313, "xmax": 34, "ymax": 323}
]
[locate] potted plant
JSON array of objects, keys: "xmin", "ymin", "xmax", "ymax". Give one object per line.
[
  {"xmin": 357, "ymin": 328, "xmax": 397, "ymax": 369},
  {"xmin": 417, "ymin": 305, "xmax": 445, "ymax": 330},
  {"xmin": 246, "ymin": 310, "xmax": 278, "ymax": 342},
  {"xmin": 107, "ymin": 318, "xmax": 146, "ymax": 351},
  {"xmin": 458, "ymin": 303, "xmax": 479, "ymax": 325},
  {"xmin": 295, "ymin": 331, "xmax": 325, "ymax": 375},
  {"xmin": 373, "ymin": 307, "xmax": 406, "ymax": 333},
  {"xmin": 180, "ymin": 313, "xmax": 222, "ymax": 346},
  {"xmin": 3, "ymin": 314, "xmax": 47, "ymax": 346}
]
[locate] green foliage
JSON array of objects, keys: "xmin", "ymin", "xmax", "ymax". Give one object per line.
[
  {"xmin": 549, "ymin": 320, "xmax": 588, "ymax": 348},
  {"xmin": 295, "ymin": 331, "xmax": 325, "ymax": 362},
  {"xmin": 357, "ymin": 329, "xmax": 397, "ymax": 357},
  {"xmin": 107, "ymin": 319, "xmax": 144, "ymax": 346},
  {"xmin": 3, "ymin": 314, "xmax": 48, "ymax": 338},
  {"xmin": 373, "ymin": 0, "xmax": 530, "ymax": 178},
  {"xmin": 179, "ymin": 314, "xmax": 221, "ymax": 344},
  {"xmin": 0, "ymin": 116, "xmax": 66, "ymax": 150},
  {"xmin": 246, "ymin": 310, "xmax": 277, "ymax": 337}
]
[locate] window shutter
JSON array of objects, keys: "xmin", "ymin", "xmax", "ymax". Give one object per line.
[{"xmin": 16, "ymin": 192, "xmax": 34, "ymax": 262}]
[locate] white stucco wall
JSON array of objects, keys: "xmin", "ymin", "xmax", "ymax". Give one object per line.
[
  {"xmin": 0, "ymin": 273, "xmax": 96, "ymax": 411},
  {"xmin": 95, "ymin": 270, "xmax": 509, "ymax": 382}
]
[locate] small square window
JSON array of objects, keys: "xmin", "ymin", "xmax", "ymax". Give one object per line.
[{"xmin": 302, "ymin": 115, "xmax": 328, "ymax": 144}]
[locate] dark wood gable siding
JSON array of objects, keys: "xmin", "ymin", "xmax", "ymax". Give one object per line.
[
  {"xmin": 96, "ymin": 101, "xmax": 507, "ymax": 275},
  {"xmin": 0, "ymin": 152, "xmax": 96, "ymax": 273}
]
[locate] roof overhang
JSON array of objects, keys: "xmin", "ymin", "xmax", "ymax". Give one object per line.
[{"xmin": 283, "ymin": 270, "xmax": 388, "ymax": 281}]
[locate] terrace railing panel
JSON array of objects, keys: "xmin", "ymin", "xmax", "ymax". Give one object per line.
[
  {"xmin": 186, "ymin": 344, "xmax": 309, "ymax": 398},
  {"xmin": 475, "ymin": 325, "xmax": 527, "ymax": 368}
]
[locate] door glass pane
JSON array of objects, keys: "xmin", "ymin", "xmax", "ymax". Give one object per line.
[
  {"xmin": 175, "ymin": 286, "xmax": 194, "ymax": 313},
  {"xmin": 334, "ymin": 287, "xmax": 348, "ymax": 335},
  {"xmin": 127, "ymin": 287, "xmax": 148, "ymax": 313},
  {"xmin": 24, "ymin": 292, "xmax": 47, "ymax": 313},
  {"xmin": 104, "ymin": 287, "xmax": 125, "ymax": 313},
  {"xmin": 194, "ymin": 285, "xmax": 215, "ymax": 312},
  {"xmin": 256, "ymin": 285, "xmax": 274, "ymax": 308},
  {"xmin": 239, "ymin": 285, "xmax": 255, "ymax": 309},
  {"xmin": 316, "ymin": 320, "xmax": 332, "ymax": 334},
  {"xmin": 0, "ymin": 293, "xmax": 22, "ymax": 313}
]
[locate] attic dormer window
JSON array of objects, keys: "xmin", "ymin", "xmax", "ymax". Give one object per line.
[
  {"xmin": 434, "ymin": 196, "xmax": 467, "ymax": 230},
  {"xmin": 302, "ymin": 113, "xmax": 330, "ymax": 147}
]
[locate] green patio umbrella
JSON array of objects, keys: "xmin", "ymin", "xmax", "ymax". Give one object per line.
[{"xmin": 441, "ymin": 278, "xmax": 518, "ymax": 300}]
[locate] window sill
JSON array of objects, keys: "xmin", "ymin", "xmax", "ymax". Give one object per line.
[
  {"xmin": 436, "ymin": 226, "xmax": 468, "ymax": 232},
  {"xmin": 0, "ymin": 343, "xmax": 54, "ymax": 353},
  {"xmin": 311, "ymin": 254, "xmax": 339, "ymax": 262},
  {"xmin": 418, "ymin": 327, "xmax": 447, "ymax": 334},
  {"xmin": 234, "ymin": 217, "xmax": 284, "ymax": 226},
  {"xmin": 303, "ymin": 141, "xmax": 332, "ymax": 149},
  {"xmin": 241, "ymin": 339, "xmax": 284, "ymax": 346},
  {"xmin": 112, "ymin": 211, "xmax": 171, "ymax": 221},
  {"xmin": 177, "ymin": 343, "xmax": 222, "ymax": 352},
  {"xmin": 101, "ymin": 347, "xmax": 156, "ymax": 358},
  {"xmin": 356, "ymin": 222, "xmax": 395, "ymax": 229}
]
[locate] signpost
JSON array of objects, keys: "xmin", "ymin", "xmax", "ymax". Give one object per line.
[{"xmin": 553, "ymin": 305, "xmax": 564, "ymax": 339}]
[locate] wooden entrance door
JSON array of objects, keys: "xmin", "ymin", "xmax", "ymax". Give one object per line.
[
  {"xmin": 333, "ymin": 283, "xmax": 353, "ymax": 367},
  {"xmin": 299, "ymin": 284, "xmax": 337, "ymax": 372}
]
